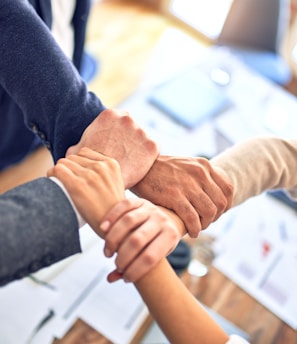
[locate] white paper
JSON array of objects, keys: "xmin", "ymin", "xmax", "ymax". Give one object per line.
[
  {"xmin": 0, "ymin": 278, "xmax": 57, "ymax": 344},
  {"xmin": 0, "ymin": 226, "xmax": 149, "ymax": 344},
  {"xmin": 47, "ymin": 231, "xmax": 149, "ymax": 344},
  {"xmin": 213, "ymin": 195, "xmax": 297, "ymax": 329}
]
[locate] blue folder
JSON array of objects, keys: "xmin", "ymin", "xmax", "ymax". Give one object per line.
[{"xmin": 148, "ymin": 67, "xmax": 231, "ymax": 128}]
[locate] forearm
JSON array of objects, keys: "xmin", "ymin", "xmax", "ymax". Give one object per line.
[
  {"xmin": 211, "ymin": 137, "xmax": 297, "ymax": 207},
  {"xmin": 0, "ymin": 178, "xmax": 81, "ymax": 286},
  {"xmin": 135, "ymin": 258, "xmax": 229, "ymax": 344},
  {"xmin": 0, "ymin": 0, "xmax": 105, "ymax": 161}
]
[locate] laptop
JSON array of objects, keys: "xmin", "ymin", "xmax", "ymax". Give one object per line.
[{"xmin": 162, "ymin": 0, "xmax": 234, "ymax": 41}]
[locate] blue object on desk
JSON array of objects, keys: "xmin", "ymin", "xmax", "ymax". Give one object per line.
[
  {"xmin": 167, "ymin": 240, "xmax": 191, "ymax": 275},
  {"xmin": 148, "ymin": 67, "xmax": 231, "ymax": 129},
  {"xmin": 267, "ymin": 189, "xmax": 297, "ymax": 212}
]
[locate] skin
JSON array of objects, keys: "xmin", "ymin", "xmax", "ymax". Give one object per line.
[
  {"xmin": 58, "ymin": 106, "xmax": 233, "ymax": 281},
  {"xmin": 67, "ymin": 110, "xmax": 234, "ymax": 239},
  {"xmin": 101, "ymin": 198, "xmax": 185, "ymax": 282},
  {"xmin": 51, "ymin": 149, "xmax": 233, "ymax": 282},
  {"xmin": 48, "ymin": 147, "xmax": 126, "ymax": 233},
  {"xmin": 135, "ymin": 258, "xmax": 230, "ymax": 344},
  {"xmin": 49, "ymin": 149, "xmax": 185, "ymax": 282},
  {"xmin": 131, "ymin": 155, "xmax": 234, "ymax": 237},
  {"xmin": 66, "ymin": 108, "xmax": 160, "ymax": 189}
]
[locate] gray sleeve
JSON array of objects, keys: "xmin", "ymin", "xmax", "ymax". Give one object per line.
[{"xmin": 0, "ymin": 178, "xmax": 81, "ymax": 286}]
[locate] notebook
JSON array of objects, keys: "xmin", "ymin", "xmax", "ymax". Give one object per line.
[{"xmin": 148, "ymin": 67, "xmax": 231, "ymax": 129}]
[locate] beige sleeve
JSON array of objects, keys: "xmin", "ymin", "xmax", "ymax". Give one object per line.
[{"xmin": 211, "ymin": 137, "xmax": 297, "ymax": 207}]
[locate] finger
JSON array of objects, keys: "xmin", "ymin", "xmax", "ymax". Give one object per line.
[
  {"xmin": 210, "ymin": 168, "xmax": 234, "ymax": 213},
  {"xmin": 107, "ymin": 270, "xmax": 123, "ymax": 283},
  {"xmin": 114, "ymin": 221, "xmax": 161, "ymax": 272},
  {"xmin": 76, "ymin": 147, "xmax": 107, "ymax": 161},
  {"xmin": 190, "ymin": 186, "xmax": 222, "ymax": 229},
  {"xmin": 195, "ymin": 172, "xmax": 233, "ymax": 227},
  {"xmin": 121, "ymin": 235, "xmax": 174, "ymax": 283},
  {"xmin": 100, "ymin": 198, "xmax": 144, "ymax": 236},
  {"xmin": 57, "ymin": 156, "xmax": 116, "ymax": 183},
  {"xmin": 55, "ymin": 158, "xmax": 98, "ymax": 182},
  {"xmin": 48, "ymin": 163, "xmax": 80, "ymax": 188},
  {"xmin": 47, "ymin": 166, "xmax": 55, "ymax": 177},
  {"xmin": 65, "ymin": 154, "xmax": 105, "ymax": 169},
  {"xmin": 170, "ymin": 198, "xmax": 202, "ymax": 238},
  {"xmin": 104, "ymin": 202, "xmax": 151, "ymax": 257}
]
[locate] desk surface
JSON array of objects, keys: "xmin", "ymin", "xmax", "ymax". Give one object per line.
[{"xmin": 1, "ymin": 1, "xmax": 297, "ymax": 343}]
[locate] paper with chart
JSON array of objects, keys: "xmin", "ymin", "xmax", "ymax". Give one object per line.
[{"xmin": 211, "ymin": 194, "xmax": 297, "ymax": 329}]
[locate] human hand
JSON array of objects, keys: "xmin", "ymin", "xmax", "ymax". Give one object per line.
[
  {"xmin": 131, "ymin": 155, "xmax": 234, "ymax": 238},
  {"xmin": 99, "ymin": 197, "xmax": 184, "ymax": 283},
  {"xmin": 66, "ymin": 108, "xmax": 160, "ymax": 189},
  {"xmin": 47, "ymin": 147, "xmax": 125, "ymax": 235}
]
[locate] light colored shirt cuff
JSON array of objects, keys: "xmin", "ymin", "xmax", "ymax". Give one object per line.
[{"xmin": 49, "ymin": 176, "xmax": 86, "ymax": 228}]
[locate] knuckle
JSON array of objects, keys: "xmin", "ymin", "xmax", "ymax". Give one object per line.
[
  {"xmin": 123, "ymin": 212, "xmax": 136, "ymax": 226},
  {"xmin": 123, "ymin": 198, "xmax": 135, "ymax": 207},
  {"xmin": 129, "ymin": 232, "xmax": 144, "ymax": 248},
  {"xmin": 142, "ymin": 251, "xmax": 156, "ymax": 266},
  {"xmin": 184, "ymin": 213, "xmax": 201, "ymax": 237},
  {"xmin": 84, "ymin": 170, "xmax": 96, "ymax": 181},
  {"xmin": 167, "ymin": 186, "xmax": 181, "ymax": 199},
  {"xmin": 197, "ymin": 157, "xmax": 211, "ymax": 168},
  {"xmin": 104, "ymin": 157, "xmax": 120, "ymax": 172},
  {"xmin": 207, "ymin": 202, "xmax": 217, "ymax": 217},
  {"xmin": 217, "ymin": 197, "xmax": 228, "ymax": 212},
  {"xmin": 56, "ymin": 157, "xmax": 67, "ymax": 165},
  {"xmin": 226, "ymin": 182, "xmax": 234, "ymax": 199},
  {"xmin": 121, "ymin": 112, "xmax": 134, "ymax": 125},
  {"xmin": 79, "ymin": 147, "xmax": 90, "ymax": 154}
]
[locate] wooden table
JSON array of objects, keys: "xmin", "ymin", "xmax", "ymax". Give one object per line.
[{"xmin": 1, "ymin": 1, "xmax": 297, "ymax": 343}]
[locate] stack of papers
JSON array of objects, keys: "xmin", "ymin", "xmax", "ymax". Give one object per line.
[{"xmin": 0, "ymin": 226, "xmax": 149, "ymax": 344}]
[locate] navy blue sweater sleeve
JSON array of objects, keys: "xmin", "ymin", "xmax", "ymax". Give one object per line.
[{"xmin": 0, "ymin": 0, "xmax": 105, "ymax": 161}]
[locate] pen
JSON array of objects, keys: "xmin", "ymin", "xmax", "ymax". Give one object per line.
[{"xmin": 25, "ymin": 309, "xmax": 55, "ymax": 344}]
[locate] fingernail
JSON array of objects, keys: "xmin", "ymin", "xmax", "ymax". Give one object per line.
[
  {"xmin": 104, "ymin": 248, "xmax": 113, "ymax": 257},
  {"xmin": 100, "ymin": 220, "xmax": 110, "ymax": 232}
]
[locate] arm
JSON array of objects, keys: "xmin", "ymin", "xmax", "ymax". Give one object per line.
[
  {"xmin": 0, "ymin": 1, "xmax": 159, "ymax": 186},
  {"xmin": 102, "ymin": 198, "xmax": 186, "ymax": 282},
  {"xmin": 132, "ymin": 136, "xmax": 297, "ymax": 238},
  {"xmin": 47, "ymin": 147, "xmax": 126, "ymax": 231},
  {"xmin": 96, "ymin": 136, "xmax": 297, "ymax": 282},
  {"xmin": 52, "ymin": 152, "xmax": 187, "ymax": 283},
  {"xmin": 66, "ymin": 108, "xmax": 160, "ymax": 189},
  {"xmin": 0, "ymin": 0, "xmax": 103, "ymax": 161},
  {"xmin": 135, "ymin": 259, "xmax": 229, "ymax": 344},
  {"xmin": 135, "ymin": 258, "xmax": 248, "ymax": 344},
  {"xmin": 211, "ymin": 137, "xmax": 297, "ymax": 207},
  {"xmin": 0, "ymin": 177, "xmax": 80, "ymax": 286},
  {"xmin": 100, "ymin": 198, "xmax": 248, "ymax": 343},
  {"xmin": 0, "ymin": 148, "xmax": 125, "ymax": 286}
]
